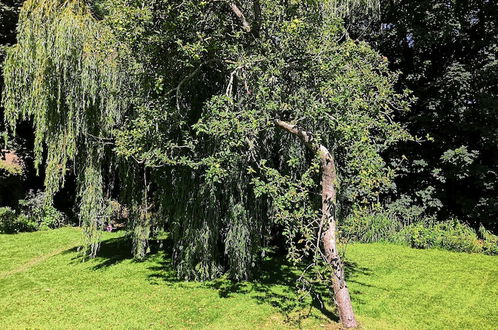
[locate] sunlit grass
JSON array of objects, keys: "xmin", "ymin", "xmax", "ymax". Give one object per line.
[
  {"xmin": 347, "ymin": 243, "xmax": 498, "ymax": 329},
  {"xmin": 0, "ymin": 228, "xmax": 325, "ymax": 329},
  {"xmin": 0, "ymin": 228, "xmax": 496, "ymax": 329}
]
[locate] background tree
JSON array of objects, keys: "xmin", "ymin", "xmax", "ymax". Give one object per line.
[{"xmin": 353, "ymin": 0, "xmax": 498, "ymax": 230}]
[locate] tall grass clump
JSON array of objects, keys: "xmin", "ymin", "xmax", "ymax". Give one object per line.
[
  {"xmin": 478, "ymin": 225, "xmax": 498, "ymax": 255},
  {"xmin": 399, "ymin": 219, "xmax": 498, "ymax": 255},
  {"xmin": 399, "ymin": 219, "xmax": 482, "ymax": 253},
  {"xmin": 341, "ymin": 209, "xmax": 410, "ymax": 243},
  {"xmin": 341, "ymin": 209, "xmax": 498, "ymax": 255}
]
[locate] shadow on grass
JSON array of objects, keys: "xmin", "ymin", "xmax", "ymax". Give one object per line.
[
  {"xmin": 62, "ymin": 235, "xmax": 133, "ymax": 268},
  {"xmin": 68, "ymin": 234, "xmax": 373, "ymax": 326},
  {"xmin": 91, "ymin": 236, "xmax": 134, "ymax": 269},
  {"xmin": 204, "ymin": 257, "xmax": 380, "ymax": 325},
  {"xmin": 63, "ymin": 234, "xmax": 169, "ymax": 270},
  {"xmin": 203, "ymin": 257, "xmax": 342, "ymax": 325}
]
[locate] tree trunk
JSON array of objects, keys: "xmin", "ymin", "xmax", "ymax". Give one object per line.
[
  {"xmin": 229, "ymin": 3, "xmax": 251, "ymax": 32},
  {"xmin": 319, "ymin": 146, "xmax": 358, "ymax": 328},
  {"xmin": 275, "ymin": 120, "xmax": 358, "ymax": 328}
]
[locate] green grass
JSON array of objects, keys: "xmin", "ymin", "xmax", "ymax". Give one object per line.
[
  {"xmin": 346, "ymin": 244, "xmax": 498, "ymax": 329},
  {"xmin": 0, "ymin": 228, "xmax": 497, "ymax": 329}
]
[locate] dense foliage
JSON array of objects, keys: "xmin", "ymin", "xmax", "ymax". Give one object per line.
[
  {"xmin": 359, "ymin": 0, "xmax": 498, "ymax": 230},
  {"xmin": 2, "ymin": 0, "xmax": 410, "ymax": 283},
  {"xmin": 342, "ymin": 212, "xmax": 498, "ymax": 255},
  {"xmin": 0, "ymin": 190, "xmax": 65, "ymax": 233}
]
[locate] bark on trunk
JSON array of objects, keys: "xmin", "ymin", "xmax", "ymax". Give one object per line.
[
  {"xmin": 275, "ymin": 120, "xmax": 358, "ymax": 328},
  {"xmin": 319, "ymin": 146, "xmax": 358, "ymax": 328},
  {"xmin": 229, "ymin": 3, "xmax": 251, "ymax": 32}
]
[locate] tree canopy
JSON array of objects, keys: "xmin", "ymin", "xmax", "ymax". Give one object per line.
[
  {"xmin": 361, "ymin": 0, "xmax": 498, "ymax": 230},
  {"xmin": 3, "ymin": 0, "xmax": 410, "ymax": 281},
  {"xmin": 11, "ymin": 1, "xmax": 488, "ymax": 328}
]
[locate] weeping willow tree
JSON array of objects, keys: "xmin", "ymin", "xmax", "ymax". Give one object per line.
[
  {"xmin": 109, "ymin": 1, "xmax": 409, "ymax": 327},
  {"xmin": 3, "ymin": 0, "xmax": 409, "ymax": 327},
  {"xmin": 2, "ymin": 0, "xmax": 129, "ymax": 255}
]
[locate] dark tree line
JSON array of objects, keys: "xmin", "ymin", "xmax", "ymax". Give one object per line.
[{"xmin": 362, "ymin": 0, "xmax": 498, "ymax": 230}]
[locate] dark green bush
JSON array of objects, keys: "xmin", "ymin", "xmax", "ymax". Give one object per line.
[
  {"xmin": 0, "ymin": 191, "xmax": 66, "ymax": 234},
  {"xmin": 13, "ymin": 214, "xmax": 38, "ymax": 232},
  {"xmin": 0, "ymin": 207, "xmax": 17, "ymax": 233},
  {"xmin": 0, "ymin": 207, "xmax": 37, "ymax": 233},
  {"xmin": 18, "ymin": 190, "xmax": 65, "ymax": 229}
]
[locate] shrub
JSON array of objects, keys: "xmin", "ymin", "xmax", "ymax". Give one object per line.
[
  {"xmin": 400, "ymin": 219, "xmax": 496, "ymax": 254},
  {"xmin": 0, "ymin": 191, "xmax": 66, "ymax": 234},
  {"xmin": 0, "ymin": 207, "xmax": 37, "ymax": 233},
  {"xmin": 18, "ymin": 190, "xmax": 65, "ymax": 230},
  {"xmin": 13, "ymin": 214, "xmax": 38, "ymax": 232},
  {"xmin": 0, "ymin": 207, "xmax": 17, "ymax": 233}
]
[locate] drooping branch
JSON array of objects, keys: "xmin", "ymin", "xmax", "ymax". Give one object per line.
[{"xmin": 3, "ymin": 0, "xmax": 126, "ymax": 257}]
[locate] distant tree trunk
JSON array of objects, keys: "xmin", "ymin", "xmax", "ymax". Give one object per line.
[
  {"xmin": 275, "ymin": 119, "xmax": 358, "ymax": 328},
  {"xmin": 229, "ymin": 2, "xmax": 251, "ymax": 32}
]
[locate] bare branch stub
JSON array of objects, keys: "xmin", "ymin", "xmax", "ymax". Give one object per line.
[{"xmin": 229, "ymin": 2, "xmax": 251, "ymax": 32}]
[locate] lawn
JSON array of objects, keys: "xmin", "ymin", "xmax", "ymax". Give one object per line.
[{"xmin": 0, "ymin": 228, "xmax": 497, "ymax": 329}]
